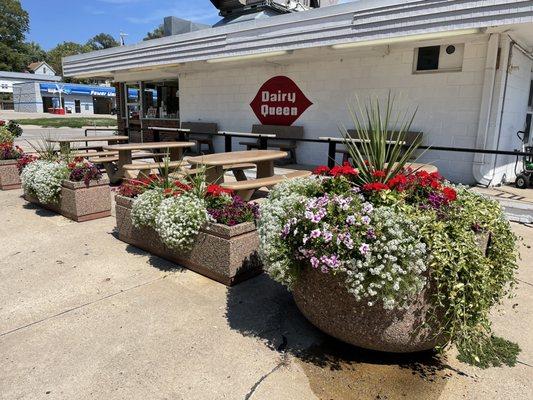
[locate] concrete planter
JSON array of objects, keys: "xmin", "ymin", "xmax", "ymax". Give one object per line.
[
  {"xmin": 115, "ymin": 195, "xmax": 262, "ymax": 286},
  {"xmin": 0, "ymin": 160, "xmax": 21, "ymax": 190},
  {"xmin": 293, "ymin": 233, "xmax": 491, "ymax": 353},
  {"xmin": 25, "ymin": 178, "xmax": 111, "ymax": 222}
]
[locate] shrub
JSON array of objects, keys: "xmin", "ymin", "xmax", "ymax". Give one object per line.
[
  {"xmin": 21, "ymin": 160, "xmax": 69, "ymax": 204},
  {"xmin": 155, "ymin": 193, "xmax": 210, "ymax": 251},
  {"xmin": 6, "ymin": 121, "xmax": 23, "ymax": 138}
]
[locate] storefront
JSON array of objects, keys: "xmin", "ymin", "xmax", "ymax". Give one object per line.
[
  {"xmin": 116, "ymin": 80, "xmax": 179, "ymax": 141},
  {"xmin": 13, "ymin": 82, "xmax": 117, "ymax": 115},
  {"xmin": 62, "ymin": 0, "xmax": 533, "ymax": 185}
]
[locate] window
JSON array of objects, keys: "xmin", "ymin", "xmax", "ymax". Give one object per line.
[
  {"xmin": 43, "ymin": 67, "xmax": 47, "ymax": 74},
  {"xmin": 414, "ymin": 44, "xmax": 464, "ymax": 73},
  {"xmin": 125, "ymin": 83, "xmax": 141, "ymax": 121},
  {"xmin": 142, "ymin": 80, "xmax": 179, "ymax": 119},
  {"xmin": 416, "ymin": 46, "xmax": 440, "ymax": 71}
]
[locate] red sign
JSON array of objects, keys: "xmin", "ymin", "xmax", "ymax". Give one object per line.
[{"xmin": 250, "ymin": 76, "xmax": 312, "ymax": 126}]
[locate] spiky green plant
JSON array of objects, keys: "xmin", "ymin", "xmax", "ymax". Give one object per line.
[
  {"xmin": 341, "ymin": 93, "xmax": 423, "ymax": 183},
  {"xmin": 26, "ymin": 133, "xmax": 60, "ymax": 162}
]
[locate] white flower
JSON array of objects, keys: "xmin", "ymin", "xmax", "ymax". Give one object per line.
[{"xmin": 21, "ymin": 160, "xmax": 69, "ymax": 204}]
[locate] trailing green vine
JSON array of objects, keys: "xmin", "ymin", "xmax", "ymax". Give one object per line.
[{"xmin": 410, "ymin": 188, "xmax": 520, "ymax": 368}]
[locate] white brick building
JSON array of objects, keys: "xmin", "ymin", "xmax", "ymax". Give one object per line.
[{"xmin": 62, "ymin": 0, "xmax": 533, "ymax": 185}]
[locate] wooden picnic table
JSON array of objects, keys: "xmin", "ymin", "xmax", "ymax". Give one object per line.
[
  {"xmin": 103, "ymin": 141, "xmax": 195, "ymax": 181},
  {"xmin": 187, "ymin": 150, "xmax": 288, "ymax": 184},
  {"xmin": 47, "ymin": 136, "xmax": 129, "ymax": 154}
]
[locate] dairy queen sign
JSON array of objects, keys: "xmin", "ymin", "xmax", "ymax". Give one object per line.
[{"xmin": 250, "ymin": 76, "xmax": 313, "ymax": 126}]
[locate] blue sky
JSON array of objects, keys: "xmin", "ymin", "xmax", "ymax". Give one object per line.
[{"xmin": 22, "ymin": 0, "xmax": 352, "ymax": 50}]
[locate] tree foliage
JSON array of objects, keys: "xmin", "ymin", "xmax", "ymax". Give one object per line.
[
  {"xmin": 143, "ymin": 24, "xmax": 165, "ymax": 41},
  {"xmin": 0, "ymin": 0, "xmax": 30, "ymax": 71},
  {"xmin": 47, "ymin": 42, "xmax": 93, "ymax": 78},
  {"xmin": 87, "ymin": 33, "xmax": 120, "ymax": 50}
]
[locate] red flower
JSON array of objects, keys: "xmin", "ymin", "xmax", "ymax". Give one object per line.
[
  {"xmin": 387, "ymin": 174, "xmax": 407, "ymax": 189},
  {"xmin": 313, "ymin": 165, "xmax": 330, "ymax": 176},
  {"xmin": 330, "ymin": 162, "xmax": 358, "ymax": 177},
  {"xmin": 362, "ymin": 182, "xmax": 390, "ymax": 192},
  {"xmin": 430, "ymin": 180, "xmax": 441, "ymax": 190},
  {"xmin": 372, "ymin": 170, "xmax": 386, "ymax": 178},
  {"xmin": 206, "ymin": 184, "xmax": 233, "ymax": 196},
  {"xmin": 443, "ymin": 187, "xmax": 457, "ymax": 202},
  {"xmin": 173, "ymin": 181, "xmax": 192, "ymax": 193}
]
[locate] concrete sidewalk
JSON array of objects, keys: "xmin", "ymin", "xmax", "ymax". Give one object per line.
[{"xmin": 0, "ymin": 189, "xmax": 532, "ymax": 400}]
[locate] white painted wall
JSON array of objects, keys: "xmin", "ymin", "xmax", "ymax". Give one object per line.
[
  {"xmin": 180, "ymin": 36, "xmax": 491, "ymax": 183},
  {"xmin": 32, "ymin": 63, "xmax": 56, "ymax": 76},
  {"xmin": 0, "ymin": 78, "xmax": 16, "ymax": 94},
  {"xmin": 492, "ymin": 47, "xmax": 532, "ymax": 183}
]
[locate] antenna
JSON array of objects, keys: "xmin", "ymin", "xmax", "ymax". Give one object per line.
[{"xmin": 119, "ymin": 32, "xmax": 129, "ymax": 46}]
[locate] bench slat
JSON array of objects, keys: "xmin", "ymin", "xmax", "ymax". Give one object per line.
[{"xmin": 221, "ymin": 170, "xmax": 311, "ymax": 191}]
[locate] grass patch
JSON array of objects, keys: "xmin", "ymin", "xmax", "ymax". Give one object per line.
[{"xmin": 14, "ymin": 118, "xmax": 117, "ymax": 129}]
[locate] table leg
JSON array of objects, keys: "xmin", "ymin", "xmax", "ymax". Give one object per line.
[
  {"xmin": 256, "ymin": 161, "xmax": 274, "ymax": 179},
  {"xmin": 117, "ymin": 150, "xmax": 132, "ymax": 180},
  {"xmin": 204, "ymin": 165, "xmax": 224, "ymax": 184},
  {"xmin": 169, "ymin": 147, "xmax": 184, "ymax": 161}
]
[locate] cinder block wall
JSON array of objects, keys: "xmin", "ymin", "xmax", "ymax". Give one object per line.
[
  {"xmin": 180, "ymin": 37, "xmax": 491, "ymax": 184},
  {"xmin": 13, "ymin": 83, "xmax": 42, "ymax": 113}
]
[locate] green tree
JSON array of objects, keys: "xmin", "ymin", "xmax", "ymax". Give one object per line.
[
  {"xmin": 143, "ymin": 24, "xmax": 165, "ymax": 41},
  {"xmin": 0, "ymin": 0, "xmax": 30, "ymax": 71},
  {"xmin": 21, "ymin": 41, "xmax": 48, "ymax": 66},
  {"xmin": 47, "ymin": 41, "xmax": 92, "ymax": 78},
  {"xmin": 87, "ymin": 33, "xmax": 120, "ymax": 50}
]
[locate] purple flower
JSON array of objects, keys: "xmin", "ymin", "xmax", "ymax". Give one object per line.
[
  {"xmin": 310, "ymin": 229, "xmax": 321, "ymax": 239},
  {"xmin": 310, "ymin": 257, "xmax": 320, "ymax": 269},
  {"xmin": 362, "ymin": 202, "xmax": 374, "ymax": 214},
  {"xmin": 346, "ymin": 215, "xmax": 356, "ymax": 225},
  {"xmin": 361, "ymin": 215, "xmax": 371, "ymax": 225},
  {"xmin": 322, "ymin": 230, "xmax": 333, "ymax": 242},
  {"xmin": 359, "ymin": 243, "xmax": 370, "ymax": 256},
  {"xmin": 366, "ymin": 229, "xmax": 376, "ymax": 239}
]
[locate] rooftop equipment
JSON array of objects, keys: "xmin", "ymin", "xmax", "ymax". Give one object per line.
[{"xmin": 210, "ymin": 0, "xmax": 338, "ymax": 26}]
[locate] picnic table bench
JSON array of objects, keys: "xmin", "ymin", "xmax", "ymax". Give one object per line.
[
  {"xmin": 220, "ymin": 170, "xmax": 311, "ymax": 201},
  {"xmin": 47, "ymin": 135, "xmax": 129, "ymax": 154},
  {"xmin": 102, "ymin": 141, "xmax": 195, "ymax": 183},
  {"xmin": 239, "ymin": 125, "xmax": 304, "ymax": 164}
]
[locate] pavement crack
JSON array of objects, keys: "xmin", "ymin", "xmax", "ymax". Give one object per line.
[
  {"xmin": 0, "ymin": 276, "xmax": 164, "ymax": 338},
  {"xmin": 244, "ymin": 340, "xmax": 289, "ymax": 400}
]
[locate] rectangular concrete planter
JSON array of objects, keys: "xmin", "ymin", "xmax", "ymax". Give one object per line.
[
  {"xmin": 115, "ymin": 195, "xmax": 262, "ymax": 286},
  {"xmin": 0, "ymin": 160, "xmax": 21, "ymax": 190},
  {"xmin": 25, "ymin": 178, "xmax": 112, "ymax": 222}
]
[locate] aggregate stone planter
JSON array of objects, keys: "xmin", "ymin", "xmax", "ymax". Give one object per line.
[
  {"xmin": 115, "ymin": 195, "xmax": 262, "ymax": 286},
  {"xmin": 25, "ymin": 178, "xmax": 111, "ymax": 222},
  {"xmin": 0, "ymin": 160, "xmax": 21, "ymax": 190},
  {"xmin": 293, "ymin": 233, "xmax": 491, "ymax": 353}
]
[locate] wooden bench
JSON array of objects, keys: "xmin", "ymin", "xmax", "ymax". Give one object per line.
[
  {"xmin": 73, "ymin": 151, "xmax": 119, "ymax": 158},
  {"xmin": 336, "ymin": 130, "xmax": 423, "ymax": 163},
  {"xmin": 220, "ymin": 170, "xmax": 312, "ymax": 201},
  {"xmin": 181, "ymin": 122, "xmax": 218, "ymax": 154},
  {"xmin": 239, "ymin": 125, "xmax": 304, "ymax": 164}
]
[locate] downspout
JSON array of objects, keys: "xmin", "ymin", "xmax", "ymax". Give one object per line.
[
  {"xmin": 473, "ymin": 34, "xmax": 500, "ymax": 185},
  {"xmin": 485, "ymin": 38, "xmax": 514, "ymax": 187}
]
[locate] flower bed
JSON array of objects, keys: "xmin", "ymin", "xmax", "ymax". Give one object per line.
[
  {"xmin": 21, "ymin": 158, "xmax": 111, "ymax": 222},
  {"xmin": 0, "ymin": 126, "xmax": 24, "ymax": 190},
  {"xmin": 258, "ymin": 97, "xmax": 520, "ymax": 368},
  {"xmin": 115, "ymin": 176, "xmax": 262, "ymax": 285}
]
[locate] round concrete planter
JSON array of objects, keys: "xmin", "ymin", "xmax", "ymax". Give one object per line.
[{"xmin": 292, "ymin": 233, "xmax": 491, "ymax": 353}]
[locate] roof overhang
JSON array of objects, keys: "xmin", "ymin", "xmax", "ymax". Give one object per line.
[{"xmin": 62, "ymin": 0, "xmax": 533, "ymax": 79}]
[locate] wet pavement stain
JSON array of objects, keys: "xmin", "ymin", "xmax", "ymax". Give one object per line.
[{"xmin": 297, "ymin": 339, "xmax": 451, "ymax": 400}]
